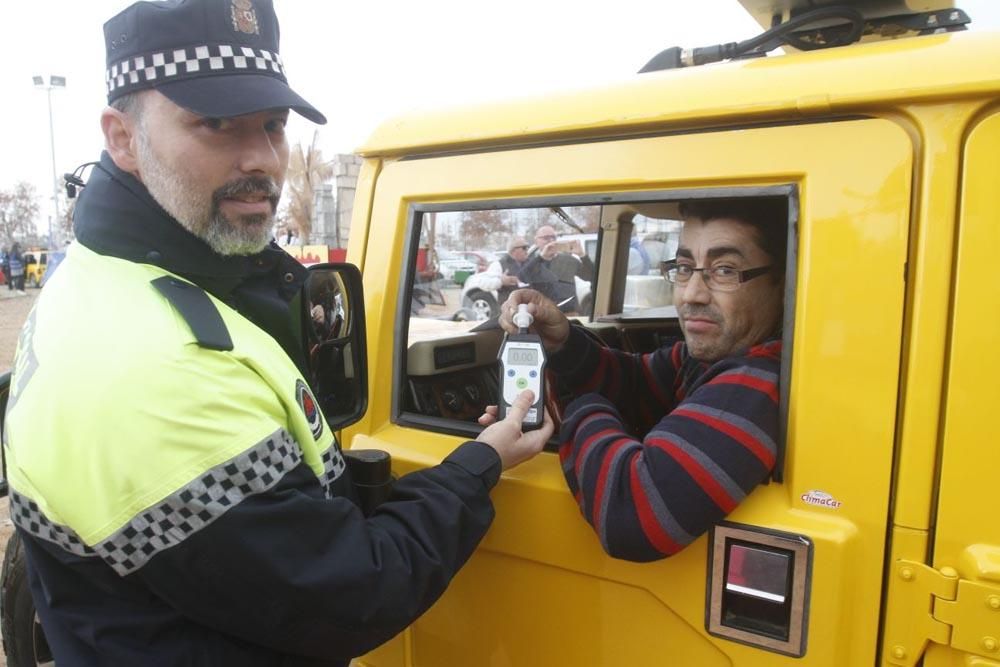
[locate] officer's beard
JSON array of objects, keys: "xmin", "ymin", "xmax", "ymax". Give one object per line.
[{"xmin": 134, "ymin": 128, "xmax": 280, "ymax": 257}]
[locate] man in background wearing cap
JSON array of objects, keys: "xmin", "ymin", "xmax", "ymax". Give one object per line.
[
  {"xmin": 469, "ymin": 237, "xmax": 531, "ymax": 312},
  {"xmin": 2, "ymin": 1, "xmax": 550, "ymax": 665}
]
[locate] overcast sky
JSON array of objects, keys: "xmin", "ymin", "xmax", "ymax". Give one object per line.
[{"xmin": 3, "ymin": 1, "xmax": 999, "ymax": 232}]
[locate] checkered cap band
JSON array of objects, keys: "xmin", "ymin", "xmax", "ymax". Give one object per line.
[
  {"xmin": 12, "ymin": 428, "xmax": 303, "ymax": 576},
  {"xmin": 106, "ymin": 43, "xmax": 286, "ymax": 99}
]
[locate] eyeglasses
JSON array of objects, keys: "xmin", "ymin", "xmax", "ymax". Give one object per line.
[
  {"xmin": 511, "ymin": 245, "xmax": 529, "ymax": 251},
  {"xmin": 536, "ymin": 234, "xmax": 557, "ymax": 242},
  {"xmin": 660, "ymin": 260, "xmax": 771, "ymax": 292}
]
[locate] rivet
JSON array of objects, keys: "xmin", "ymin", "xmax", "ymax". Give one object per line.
[
  {"xmin": 983, "ymin": 637, "xmax": 998, "ymax": 652},
  {"xmin": 988, "ymin": 595, "xmax": 1000, "ymax": 610},
  {"xmin": 892, "ymin": 645, "xmax": 907, "ymax": 659},
  {"xmin": 900, "ymin": 567, "xmax": 914, "ymax": 581},
  {"xmin": 283, "ymin": 272, "xmax": 295, "ymax": 283}
]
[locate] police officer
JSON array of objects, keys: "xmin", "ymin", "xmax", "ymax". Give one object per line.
[{"xmin": 2, "ymin": 1, "xmax": 551, "ymax": 665}]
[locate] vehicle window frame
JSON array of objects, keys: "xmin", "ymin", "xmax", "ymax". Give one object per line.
[{"xmin": 393, "ymin": 185, "xmax": 798, "ymax": 480}]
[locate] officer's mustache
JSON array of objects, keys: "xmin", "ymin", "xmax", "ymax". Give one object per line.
[{"xmin": 212, "ymin": 177, "xmax": 281, "ymax": 213}]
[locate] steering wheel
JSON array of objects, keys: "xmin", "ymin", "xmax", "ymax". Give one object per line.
[{"xmin": 542, "ymin": 324, "xmax": 610, "ymax": 432}]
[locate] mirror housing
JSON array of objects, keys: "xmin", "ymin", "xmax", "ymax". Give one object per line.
[{"xmin": 304, "ymin": 263, "xmax": 368, "ymax": 431}]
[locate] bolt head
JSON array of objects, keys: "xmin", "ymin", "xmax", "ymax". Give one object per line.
[
  {"xmin": 892, "ymin": 646, "xmax": 907, "ymax": 659},
  {"xmin": 983, "ymin": 637, "xmax": 998, "ymax": 652}
]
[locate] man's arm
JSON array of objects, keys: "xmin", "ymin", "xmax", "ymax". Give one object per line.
[
  {"xmin": 557, "ymin": 344, "xmax": 780, "ymax": 561},
  {"xmin": 549, "ymin": 326, "xmax": 685, "ymax": 432},
  {"xmin": 134, "ymin": 441, "xmax": 500, "ymax": 661},
  {"xmin": 474, "ymin": 259, "xmax": 505, "ymax": 292}
]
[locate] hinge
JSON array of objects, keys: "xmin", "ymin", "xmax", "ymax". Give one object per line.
[
  {"xmin": 935, "ymin": 579, "xmax": 1000, "ymax": 659},
  {"xmin": 883, "ymin": 560, "xmax": 1000, "ymax": 665}
]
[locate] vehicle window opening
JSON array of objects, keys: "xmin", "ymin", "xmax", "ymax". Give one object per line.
[{"xmin": 395, "ymin": 192, "xmax": 796, "ymax": 481}]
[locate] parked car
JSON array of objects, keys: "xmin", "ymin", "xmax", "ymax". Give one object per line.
[
  {"xmin": 457, "ymin": 250, "xmax": 492, "ymax": 273},
  {"xmin": 434, "ymin": 250, "xmax": 477, "ymax": 285}
]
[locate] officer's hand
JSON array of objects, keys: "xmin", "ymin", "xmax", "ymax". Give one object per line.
[
  {"xmin": 499, "ymin": 289, "xmax": 570, "ymax": 353},
  {"xmin": 476, "ymin": 391, "xmax": 553, "ymax": 471}
]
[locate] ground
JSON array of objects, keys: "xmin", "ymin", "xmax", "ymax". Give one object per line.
[{"xmin": 1, "ymin": 287, "xmax": 37, "ymax": 667}]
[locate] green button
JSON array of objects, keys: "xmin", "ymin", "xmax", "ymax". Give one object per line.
[{"xmin": 516, "ymin": 377, "xmax": 528, "ymax": 389}]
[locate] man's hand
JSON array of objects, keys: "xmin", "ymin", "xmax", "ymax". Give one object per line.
[
  {"xmin": 501, "ymin": 273, "xmax": 520, "ymax": 287},
  {"xmin": 476, "ymin": 390, "xmax": 553, "ymax": 470},
  {"xmin": 540, "ymin": 241, "xmax": 559, "ymax": 261},
  {"xmin": 500, "ymin": 289, "xmax": 570, "ymax": 353},
  {"xmin": 570, "ymin": 239, "xmax": 585, "ymax": 257}
]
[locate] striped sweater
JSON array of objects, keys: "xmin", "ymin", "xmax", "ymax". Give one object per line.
[{"xmin": 551, "ymin": 326, "xmax": 781, "ymax": 562}]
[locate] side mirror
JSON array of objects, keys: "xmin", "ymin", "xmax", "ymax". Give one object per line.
[{"xmin": 304, "ymin": 263, "xmax": 368, "ymax": 431}]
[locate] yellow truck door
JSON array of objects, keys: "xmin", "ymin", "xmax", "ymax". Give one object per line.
[
  {"xmin": 919, "ymin": 111, "xmax": 1000, "ymax": 667},
  {"xmin": 350, "ymin": 117, "xmax": 912, "ymax": 666}
]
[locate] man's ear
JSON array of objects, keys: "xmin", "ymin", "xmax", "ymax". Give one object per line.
[{"xmin": 101, "ymin": 107, "xmax": 140, "ymax": 176}]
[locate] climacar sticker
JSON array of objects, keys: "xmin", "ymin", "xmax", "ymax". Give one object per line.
[{"xmin": 801, "ymin": 489, "xmax": 843, "ymax": 509}]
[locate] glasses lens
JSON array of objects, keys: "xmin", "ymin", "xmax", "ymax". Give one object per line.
[{"xmin": 538, "ymin": 235, "xmax": 557, "ymax": 241}]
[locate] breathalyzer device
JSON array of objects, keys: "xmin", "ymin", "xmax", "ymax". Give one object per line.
[{"xmin": 497, "ymin": 304, "xmax": 546, "ymax": 430}]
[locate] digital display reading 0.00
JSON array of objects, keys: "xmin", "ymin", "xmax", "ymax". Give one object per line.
[{"xmin": 508, "ymin": 347, "xmax": 539, "ymax": 365}]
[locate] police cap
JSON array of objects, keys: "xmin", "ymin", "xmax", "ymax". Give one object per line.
[{"xmin": 104, "ymin": 0, "xmax": 325, "ymax": 124}]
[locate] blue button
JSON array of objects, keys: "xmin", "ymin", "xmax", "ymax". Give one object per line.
[
  {"xmin": 529, "ymin": 370, "xmax": 537, "ymax": 378},
  {"xmin": 507, "ymin": 369, "xmax": 516, "ymax": 377}
]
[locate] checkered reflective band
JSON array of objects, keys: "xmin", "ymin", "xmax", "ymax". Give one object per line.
[
  {"xmin": 319, "ymin": 442, "xmax": 348, "ymax": 498},
  {"xmin": 106, "ymin": 43, "xmax": 286, "ymax": 97},
  {"xmin": 10, "ymin": 428, "xmax": 303, "ymax": 576}
]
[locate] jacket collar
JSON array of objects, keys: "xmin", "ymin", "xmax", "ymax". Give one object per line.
[{"xmin": 73, "ymin": 152, "xmax": 305, "ymax": 299}]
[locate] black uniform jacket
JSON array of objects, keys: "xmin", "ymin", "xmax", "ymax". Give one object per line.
[{"xmin": 20, "ymin": 153, "xmax": 502, "ymax": 666}]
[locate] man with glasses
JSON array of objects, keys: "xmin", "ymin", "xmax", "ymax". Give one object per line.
[
  {"xmin": 518, "ymin": 225, "xmax": 595, "ymax": 313},
  {"xmin": 492, "ymin": 198, "xmax": 786, "ymax": 561}
]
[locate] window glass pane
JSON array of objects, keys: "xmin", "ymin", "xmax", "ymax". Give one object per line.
[{"xmin": 622, "ymin": 214, "xmax": 682, "ymax": 314}]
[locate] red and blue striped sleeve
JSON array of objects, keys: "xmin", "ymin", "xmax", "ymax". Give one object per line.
[
  {"xmin": 556, "ymin": 342, "xmax": 781, "ymax": 562},
  {"xmin": 548, "ymin": 327, "xmax": 684, "ymax": 432}
]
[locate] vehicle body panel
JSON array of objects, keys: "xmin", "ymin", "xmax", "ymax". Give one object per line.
[{"xmin": 347, "ymin": 116, "xmax": 913, "ymax": 665}]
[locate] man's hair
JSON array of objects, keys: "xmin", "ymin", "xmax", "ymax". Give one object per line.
[
  {"xmin": 678, "ymin": 197, "xmax": 788, "ymax": 273},
  {"xmin": 110, "ymin": 91, "xmax": 145, "ymax": 119}
]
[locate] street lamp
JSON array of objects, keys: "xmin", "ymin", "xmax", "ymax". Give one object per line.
[{"xmin": 32, "ymin": 74, "xmax": 66, "ymax": 249}]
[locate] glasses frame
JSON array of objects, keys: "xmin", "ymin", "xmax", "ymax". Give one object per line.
[{"xmin": 660, "ymin": 259, "xmax": 772, "ymax": 291}]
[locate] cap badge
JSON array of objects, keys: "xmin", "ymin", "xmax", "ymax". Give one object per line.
[{"xmin": 231, "ymin": 0, "xmax": 260, "ymax": 35}]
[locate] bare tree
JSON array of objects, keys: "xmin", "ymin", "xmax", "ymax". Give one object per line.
[
  {"xmin": 462, "ymin": 209, "xmax": 512, "ymax": 248},
  {"xmin": 0, "ymin": 182, "xmax": 40, "ymax": 246},
  {"xmin": 285, "ymin": 131, "xmax": 333, "ymax": 243}
]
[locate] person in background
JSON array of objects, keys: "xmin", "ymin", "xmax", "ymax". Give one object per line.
[
  {"xmin": 518, "ymin": 225, "xmax": 594, "ymax": 313},
  {"xmin": 7, "ymin": 242, "xmax": 25, "ymax": 294},
  {"xmin": 477, "ymin": 237, "xmax": 531, "ymax": 308},
  {"xmin": 1, "ymin": 246, "xmax": 10, "ymax": 290}
]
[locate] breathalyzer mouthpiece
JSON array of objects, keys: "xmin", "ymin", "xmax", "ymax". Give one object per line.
[{"xmin": 513, "ymin": 304, "xmax": 533, "ymax": 333}]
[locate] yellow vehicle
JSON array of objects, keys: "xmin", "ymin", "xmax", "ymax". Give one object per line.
[
  {"xmin": 2, "ymin": 1, "xmax": 998, "ymax": 666},
  {"xmin": 339, "ymin": 1, "xmax": 1000, "ymax": 665},
  {"xmin": 22, "ymin": 249, "xmax": 49, "ymax": 289}
]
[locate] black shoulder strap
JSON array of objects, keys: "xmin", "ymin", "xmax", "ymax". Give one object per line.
[{"xmin": 151, "ymin": 276, "xmax": 234, "ymax": 351}]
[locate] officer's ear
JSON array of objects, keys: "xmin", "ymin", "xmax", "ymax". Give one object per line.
[{"xmin": 101, "ymin": 106, "xmax": 142, "ymax": 177}]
